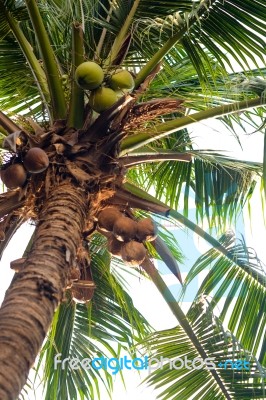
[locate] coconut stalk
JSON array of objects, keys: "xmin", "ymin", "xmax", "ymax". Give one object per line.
[
  {"xmin": 0, "ymin": 182, "xmax": 88, "ymax": 400},
  {"xmin": 95, "ymin": 3, "xmax": 114, "ymax": 58},
  {"xmin": 263, "ymin": 126, "xmax": 266, "ymax": 201},
  {"xmin": 67, "ymin": 22, "xmax": 85, "ymax": 129},
  {"xmin": 1, "ymin": 7, "xmax": 50, "ymax": 116},
  {"xmin": 151, "ymin": 237, "xmax": 182, "ymax": 284},
  {"xmin": 120, "ymin": 97, "xmax": 265, "ymax": 155},
  {"xmin": 0, "ymin": 111, "xmax": 23, "ymax": 135},
  {"xmin": 119, "ymin": 151, "xmax": 192, "ymax": 167},
  {"xmin": 122, "ymin": 182, "xmax": 266, "ymax": 284},
  {"xmin": 141, "ymin": 257, "xmax": 231, "ymax": 400},
  {"xmin": 0, "ymin": 191, "xmax": 25, "ymax": 219},
  {"xmin": 104, "ymin": 0, "xmax": 141, "ymax": 67},
  {"xmin": 110, "ymin": 184, "xmax": 170, "ymax": 216},
  {"xmin": 25, "ymin": 0, "xmax": 67, "ymax": 121}
]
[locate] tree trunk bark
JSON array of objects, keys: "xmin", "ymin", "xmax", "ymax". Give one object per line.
[{"xmin": 0, "ymin": 182, "xmax": 88, "ymax": 400}]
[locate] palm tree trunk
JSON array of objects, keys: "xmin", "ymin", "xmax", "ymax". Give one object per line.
[{"xmin": 0, "ymin": 182, "xmax": 88, "ymax": 400}]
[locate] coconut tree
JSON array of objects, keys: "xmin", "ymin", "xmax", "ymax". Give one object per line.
[{"xmin": 0, "ymin": 0, "xmax": 265, "ymax": 399}]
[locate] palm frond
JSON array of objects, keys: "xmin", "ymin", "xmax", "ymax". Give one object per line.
[
  {"xmin": 143, "ymin": 300, "xmax": 266, "ymax": 400},
  {"xmin": 184, "ymin": 232, "xmax": 266, "ymax": 364},
  {"xmin": 127, "ymin": 137, "xmax": 261, "ymax": 229},
  {"xmin": 0, "ymin": 38, "xmax": 44, "ymax": 117},
  {"xmin": 133, "ymin": 0, "xmax": 266, "ymax": 81}
]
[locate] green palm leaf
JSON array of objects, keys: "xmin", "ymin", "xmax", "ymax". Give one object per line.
[
  {"xmin": 184, "ymin": 232, "xmax": 266, "ymax": 364},
  {"xmin": 0, "ymin": 0, "xmax": 265, "ymax": 399},
  {"xmin": 128, "ymin": 141, "xmax": 261, "ymax": 229},
  {"xmin": 133, "ymin": 0, "xmax": 266, "ymax": 79},
  {"xmin": 143, "ymin": 301, "xmax": 266, "ymax": 400}
]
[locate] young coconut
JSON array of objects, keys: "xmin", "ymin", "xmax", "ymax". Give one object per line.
[
  {"xmin": 0, "ymin": 164, "xmax": 27, "ymax": 189},
  {"xmin": 109, "ymin": 70, "xmax": 135, "ymax": 92},
  {"xmin": 121, "ymin": 241, "xmax": 146, "ymax": 266},
  {"xmin": 75, "ymin": 61, "xmax": 104, "ymax": 90},
  {"xmin": 136, "ymin": 218, "xmax": 157, "ymax": 242},
  {"xmin": 89, "ymin": 87, "xmax": 118, "ymax": 113},
  {"xmin": 113, "ymin": 216, "xmax": 138, "ymax": 242},
  {"xmin": 97, "ymin": 207, "xmax": 123, "ymax": 233},
  {"xmin": 23, "ymin": 147, "xmax": 49, "ymax": 173},
  {"xmin": 107, "ymin": 236, "xmax": 123, "ymax": 257}
]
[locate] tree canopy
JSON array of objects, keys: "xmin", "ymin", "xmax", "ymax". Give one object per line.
[{"xmin": 0, "ymin": 1, "xmax": 265, "ymax": 399}]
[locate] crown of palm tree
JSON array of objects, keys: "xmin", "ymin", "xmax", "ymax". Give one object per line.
[{"xmin": 0, "ymin": 1, "xmax": 265, "ymax": 399}]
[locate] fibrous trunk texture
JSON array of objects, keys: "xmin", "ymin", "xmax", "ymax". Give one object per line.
[{"xmin": 0, "ymin": 182, "xmax": 88, "ymax": 400}]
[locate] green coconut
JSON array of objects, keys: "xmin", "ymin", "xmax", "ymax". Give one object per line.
[
  {"xmin": 89, "ymin": 87, "xmax": 118, "ymax": 113},
  {"xmin": 75, "ymin": 61, "xmax": 104, "ymax": 90},
  {"xmin": 109, "ymin": 70, "xmax": 135, "ymax": 92}
]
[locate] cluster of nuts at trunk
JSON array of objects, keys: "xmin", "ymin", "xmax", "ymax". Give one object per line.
[
  {"xmin": 96, "ymin": 207, "xmax": 157, "ymax": 266},
  {"xmin": 0, "ymin": 147, "xmax": 49, "ymax": 189}
]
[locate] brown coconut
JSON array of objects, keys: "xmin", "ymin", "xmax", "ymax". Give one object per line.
[
  {"xmin": 0, "ymin": 164, "xmax": 27, "ymax": 189},
  {"xmin": 136, "ymin": 218, "xmax": 157, "ymax": 242},
  {"xmin": 121, "ymin": 241, "xmax": 146, "ymax": 265},
  {"xmin": 23, "ymin": 147, "xmax": 49, "ymax": 173},
  {"xmin": 71, "ymin": 286, "xmax": 94, "ymax": 304},
  {"xmin": 71, "ymin": 279, "xmax": 96, "ymax": 303},
  {"xmin": 107, "ymin": 236, "xmax": 123, "ymax": 257},
  {"xmin": 113, "ymin": 216, "xmax": 138, "ymax": 242},
  {"xmin": 97, "ymin": 207, "xmax": 123, "ymax": 232}
]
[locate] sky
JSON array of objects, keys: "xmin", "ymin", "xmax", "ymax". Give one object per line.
[{"xmin": 0, "ymin": 115, "xmax": 265, "ymax": 399}]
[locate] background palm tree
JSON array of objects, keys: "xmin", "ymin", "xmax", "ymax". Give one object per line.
[{"xmin": 0, "ymin": 0, "xmax": 265, "ymax": 399}]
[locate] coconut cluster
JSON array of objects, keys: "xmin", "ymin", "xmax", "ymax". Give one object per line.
[
  {"xmin": 97, "ymin": 207, "xmax": 157, "ymax": 266},
  {"xmin": 75, "ymin": 61, "xmax": 135, "ymax": 113},
  {"xmin": 0, "ymin": 147, "xmax": 49, "ymax": 189}
]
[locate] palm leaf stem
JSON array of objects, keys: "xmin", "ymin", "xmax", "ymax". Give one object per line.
[
  {"xmin": 124, "ymin": 183, "xmax": 266, "ymax": 285},
  {"xmin": 95, "ymin": 5, "xmax": 113, "ymax": 58},
  {"xmin": 120, "ymin": 97, "xmax": 264, "ymax": 155},
  {"xmin": 151, "ymin": 238, "xmax": 182, "ymax": 283},
  {"xmin": 120, "ymin": 152, "xmax": 192, "ymax": 167},
  {"xmin": 122, "ymin": 182, "xmax": 169, "ymax": 212},
  {"xmin": 134, "ymin": 0, "xmax": 214, "ymax": 88},
  {"xmin": 0, "ymin": 111, "xmax": 22, "ymax": 135},
  {"xmin": 263, "ymin": 127, "xmax": 266, "ymax": 201},
  {"xmin": 141, "ymin": 258, "xmax": 231, "ymax": 400},
  {"xmin": 2, "ymin": 6, "xmax": 50, "ymax": 115},
  {"xmin": 110, "ymin": 187, "xmax": 170, "ymax": 215},
  {"xmin": 67, "ymin": 22, "xmax": 85, "ymax": 129},
  {"xmin": 0, "ymin": 216, "xmax": 24, "ymax": 261},
  {"xmin": 104, "ymin": 0, "xmax": 141, "ymax": 68},
  {"xmin": 0, "ymin": 191, "xmax": 25, "ymax": 219},
  {"xmin": 169, "ymin": 209, "xmax": 266, "ymax": 285},
  {"xmin": 25, "ymin": 0, "xmax": 67, "ymax": 121}
]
